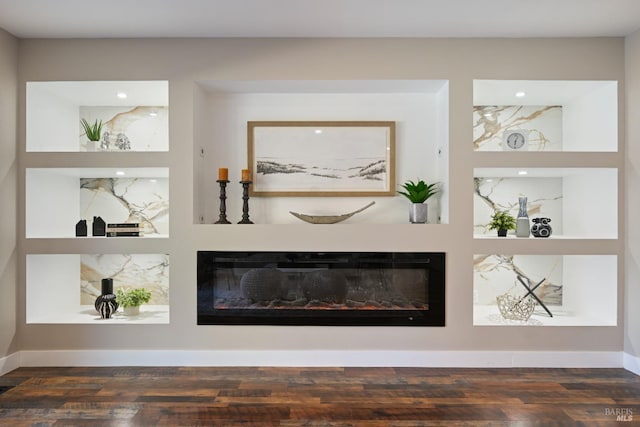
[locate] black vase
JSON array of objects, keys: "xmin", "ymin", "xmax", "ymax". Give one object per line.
[
  {"xmin": 95, "ymin": 278, "xmax": 118, "ymax": 319},
  {"xmin": 531, "ymin": 217, "xmax": 553, "ymax": 238}
]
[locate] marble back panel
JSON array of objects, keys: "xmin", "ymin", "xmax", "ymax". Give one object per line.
[
  {"xmin": 80, "ymin": 177, "xmax": 169, "ymax": 236},
  {"xmin": 473, "ymin": 105, "xmax": 562, "ymax": 151},
  {"xmin": 80, "ymin": 254, "xmax": 169, "ymax": 305},
  {"xmin": 474, "ymin": 177, "xmax": 563, "ymax": 236},
  {"xmin": 79, "ymin": 106, "xmax": 169, "ymax": 151}
]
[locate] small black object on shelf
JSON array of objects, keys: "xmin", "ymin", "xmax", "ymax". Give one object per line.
[
  {"xmin": 238, "ymin": 180, "xmax": 254, "ymax": 224},
  {"xmin": 531, "ymin": 217, "xmax": 552, "ymax": 238},
  {"xmin": 75, "ymin": 219, "xmax": 87, "ymax": 237},
  {"xmin": 215, "ymin": 180, "xmax": 231, "ymax": 224},
  {"xmin": 94, "ymin": 278, "xmax": 119, "ymax": 319},
  {"xmin": 92, "ymin": 216, "xmax": 106, "ymax": 236}
]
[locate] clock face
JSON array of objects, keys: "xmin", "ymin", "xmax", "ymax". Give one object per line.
[
  {"xmin": 506, "ymin": 132, "xmax": 525, "ymax": 149},
  {"xmin": 503, "ymin": 130, "xmax": 529, "ymax": 151}
]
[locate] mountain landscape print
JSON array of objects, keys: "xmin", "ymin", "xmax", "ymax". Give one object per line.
[{"xmin": 249, "ymin": 121, "xmax": 395, "ymax": 196}]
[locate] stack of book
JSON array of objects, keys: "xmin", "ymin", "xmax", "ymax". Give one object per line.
[{"xmin": 106, "ymin": 223, "xmax": 142, "ymax": 237}]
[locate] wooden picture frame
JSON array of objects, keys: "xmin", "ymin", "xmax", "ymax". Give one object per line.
[{"xmin": 247, "ymin": 121, "xmax": 395, "ymax": 197}]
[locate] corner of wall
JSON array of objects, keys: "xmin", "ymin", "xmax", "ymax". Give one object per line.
[
  {"xmin": 0, "ymin": 27, "xmax": 19, "ymax": 360},
  {"xmin": 0, "ymin": 351, "xmax": 20, "ymax": 376},
  {"xmin": 625, "ymin": 30, "xmax": 640, "ymax": 362}
]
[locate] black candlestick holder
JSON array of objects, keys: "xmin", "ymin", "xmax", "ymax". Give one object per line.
[
  {"xmin": 214, "ymin": 179, "xmax": 231, "ymax": 224},
  {"xmin": 238, "ymin": 180, "xmax": 254, "ymax": 224}
]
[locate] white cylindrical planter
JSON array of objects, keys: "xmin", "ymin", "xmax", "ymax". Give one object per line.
[{"xmin": 123, "ymin": 306, "xmax": 140, "ymax": 316}]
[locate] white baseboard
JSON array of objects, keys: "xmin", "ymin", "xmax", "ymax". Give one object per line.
[
  {"xmin": 0, "ymin": 352, "xmax": 21, "ymax": 376},
  {"xmin": 17, "ymin": 350, "xmax": 623, "ymax": 369},
  {"xmin": 624, "ymin": 352, "xmax": 640, "ymax": 375}
]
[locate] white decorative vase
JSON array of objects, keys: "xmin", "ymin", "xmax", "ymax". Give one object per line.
[
  {"xmin": 123, "ymin": 306, "xmax": 140, "ymax": 316},
  {"xmin": 516, "ymin": 217, "xmax": 530, "ymax": 237},
  {"xmin": 86, "ymin": 140, "xmax": 96, "ymax": 152},
  {"xmin": 409, "ymin": 203, "xmax": 428, "ymax": 224},
  {"xmin": 515, "ymin": 196, "xmax": 530, "ymax": 237}
]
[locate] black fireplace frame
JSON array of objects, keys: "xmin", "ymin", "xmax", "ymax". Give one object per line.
[{"xmin": 197, "ymin": 251, "xmax": 445, "ymax": 326}]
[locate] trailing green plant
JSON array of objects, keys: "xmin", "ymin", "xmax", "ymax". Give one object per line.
[
  {"xmin": 398, "ymin": 179, "xmax": 439, "ymax": 203},
  {"xmin": 488, "ymin": 210, "xmax": 517, "ymax": 231},
  {"xmin": 80, "ymin": 118, "xmax": 103, "ymax": 141},
  {"xmin": 115, "ymin": 287, "xmax": 152, "ymax": 308}
]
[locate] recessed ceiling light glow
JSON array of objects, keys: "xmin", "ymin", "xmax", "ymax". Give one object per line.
[
  {"xmin": 515, "ymin": 91, "xmax": 526, "ymax": 98},
  {"xmin": 149, "ymin": 111, "xmax": 158, "ymax": 117},
  {"xmin": 518, "ymin": 170, "xmax": 528, "ymax": 175},
  {"xmin": 116, "ymin": 92, "xmax": 127, "ymax": 99},
  {"xmin": 149, "ymin": 178, "xmax": 157, "ymax": 183},
  {"xmin": 115, "ymin": 171, "xmax": 125, "ymax": 176},
  {"xmin": 314, "ymin": 129, "xmax": 323, "ymax": 134}
]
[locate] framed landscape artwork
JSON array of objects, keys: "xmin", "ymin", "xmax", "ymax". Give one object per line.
[{"xmin": 247, "ymin": 121, "xmax": 396, "ymax": 197}]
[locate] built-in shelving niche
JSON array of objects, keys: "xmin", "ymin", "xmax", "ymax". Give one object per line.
[
  {"xmin": 26, "ymin": 167, "xmax": 169, "ymax": 239},
  {"xmin": 473, "ymin": 254, "xmax": 617, "ymax": 326},
  {"xmin": 473, "ymin": 80, "xmax": 617, "ymax": 152},
  {"xmin": 26, "ymin": 81, "xmax": 169, "ymax": 152},
  {"xmin": 26, "ymin": 253, "xmax": 169, "ymax": 324},
  {"xmin": 193, "ymin": 80, "xmax": 450, "ymax": 225},
  {"xmin": 474, "ymin": 168, "xmax": 617, "ymax": 239}
]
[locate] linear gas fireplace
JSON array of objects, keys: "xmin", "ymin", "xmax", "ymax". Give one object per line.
[{"xmin": 197, "ymin": 251, "xmax": 445, "ymax": 326}]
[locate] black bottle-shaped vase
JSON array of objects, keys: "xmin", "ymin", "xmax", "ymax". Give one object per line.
[{"xmin": 94, "ymin": 278, "xmax": 118, "ymax": 319}]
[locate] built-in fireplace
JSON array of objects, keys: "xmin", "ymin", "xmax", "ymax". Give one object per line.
[{"xmin": 197, "ymin": 251, "xmax": 445, "ymax": 326}]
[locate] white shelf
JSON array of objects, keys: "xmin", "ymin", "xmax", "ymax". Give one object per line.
[
  {"xmin": 474, "ymin": 167, "xmax": 617, "ymax": 240},
  {"xmin": 473, "ymin": 305, "xmax": 615, "ymax": 327},
  {"xmin": 473, "ymin": 234, "xmax": 618, "ymax": 241},
  {"xmin": 473, "ymin": 254, "xmax": 617, "ymax": 327},
  {"xmin": 27, "ymin": 305, "xmax": 169, "ymax": 324},
  {"xmin": 473, "ymin": 80, "xmax": 617, "ymax": 152},
  {"xmin": 26, "ymin": 246, "xmax": 169, "ymax": 325},
  {"xmin": 26, "ymin": 81, "xmax": 169, "ymax": 153},
  {"xmin": 26, "ymin": 167, "xmax": 169, "ymax": 238}
]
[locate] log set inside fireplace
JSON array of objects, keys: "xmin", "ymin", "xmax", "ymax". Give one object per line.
[{"xmin": 197, "ymin": 251, "xmax": 445, "ymax": 326}]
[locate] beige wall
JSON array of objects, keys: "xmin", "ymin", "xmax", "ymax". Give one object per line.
[
  {"xmin": 0, "ymin": 28, "xmax": 18, "ymax": 358},
  {"xmin": 16, "ymin": 38, "xmax": 626, "ymax": 355},
  {"xmin": 625, "ymin": 32, "xmax": 640, "ymax": 359}
]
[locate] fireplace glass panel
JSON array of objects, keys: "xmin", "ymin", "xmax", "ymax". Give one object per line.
[{"xmin": 198, "ymin": 251, "xmax": 445, "ymax": 326}]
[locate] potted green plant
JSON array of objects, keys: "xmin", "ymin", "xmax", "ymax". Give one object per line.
[
  {"xmin": 398, "ymin": 179, "xmax": 439, "ymax": 223},
  {"xmin": 80, "ymin": 118, "xmax": 103, "ymax": 151},
  {"xmin": 488, "ymin": 210, "xmax": 516, "ymax": 237},
  {"xmin": 115, "ymin": 287, "xmax": 152, "ymax": 316}
]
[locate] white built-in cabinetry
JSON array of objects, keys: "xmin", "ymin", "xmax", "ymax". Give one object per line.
[
  {"xmin": 24, "ymin": 81, "xmax": 170, "ymax": 324},
  {"xmin": 472, "ymin": 80, "xmax": 619, "ymax": 326},
  {"xmin": 21, "ymin": 78, "xmax": 620, "ymax": 327}
]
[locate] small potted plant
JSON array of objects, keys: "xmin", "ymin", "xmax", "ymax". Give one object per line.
[
  {"xmin": 80, "ymin": 118, "xmax": 103, "ymax": 151},
  {"xmin": 398, "ymin": 179, "xmax": 439, "ymax": 223},
  {"xmin": 115, "ymin": 287, "xmax": 152, "ymax": 316},
  {"xmin": 489, "ymin": 210, "xmax": 516, "ymax": 237}
]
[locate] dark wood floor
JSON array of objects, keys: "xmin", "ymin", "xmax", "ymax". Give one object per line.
[{"xmin": 0, "ymin": 367, "xmax": 638, "ymax": 426}]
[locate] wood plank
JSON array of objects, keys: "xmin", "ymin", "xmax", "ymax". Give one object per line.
[{"xmin": 0, "ymin": 367, "xmax": 637, "ymax": 424}]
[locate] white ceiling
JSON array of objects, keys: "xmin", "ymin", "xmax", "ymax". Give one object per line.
[{"xmin": 2, "ymin": 0, "xmax": 640, "ymax": 39}]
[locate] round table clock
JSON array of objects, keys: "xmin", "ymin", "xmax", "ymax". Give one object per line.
[{"xmin": 503, "ymin": 129, "xmax": 529, "ymax": 151}]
